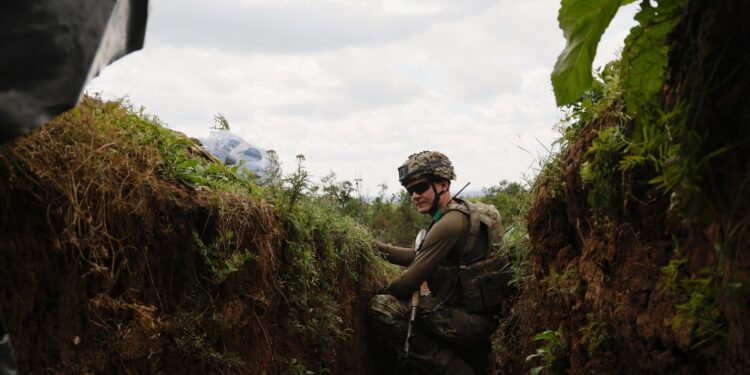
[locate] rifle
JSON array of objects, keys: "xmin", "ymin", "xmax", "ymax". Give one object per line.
[
  {"xmin": 402, "ymin": 182, "xmax": 470, "ymax": 361},
  {"xmin": 402, "ymin": 228, "xmax": 426, "ymax": 361}
]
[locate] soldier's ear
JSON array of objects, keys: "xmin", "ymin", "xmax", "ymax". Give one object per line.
[{"xmin": 437, "ymin": 179, "xmax": 450, "ymax": 192}]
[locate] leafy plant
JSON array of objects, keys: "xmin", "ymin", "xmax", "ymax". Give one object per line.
[
  {"xmin": 173, "ymin": 310, "xmax": 246, "ymax": 370},
  {"xmin": 526, "ymin": 326, "xmax": 568, "ymax": 375},
  {"xmin": 261, "ymin": 149, "xmax": 283, "ymax": 186},
  {"xmin": 551, "ymin": 0, "xmax": 635, "ymax": 106},
  {"xmin": 659, "ymin": 257, "xmax": 688, "ymax": 294},
  {"xmin": 286, "ymin": 358, "xmax": 314, "ymax": 375},
  {"xmin": 670, "ymin": 269, "xmax": 727, "ymax": 353},
  {"xmin": 174, "ymin": 157, "xmax": 255, "ymax": 190},
  {"xmin": 285, "ymin": 154, "xmax": 311, "ymax": 210},
  {"xmin": 660, "ymin": 258, "xmax": 728, "ymax": 353},
  {"xmin": 211, "ymin": 113, "xmax": 231, "ymax": 130},
  {"xmin": 542, "ymin": 266, "xmax": 582, "ymax": 297},
  {"xmin": 318, "ymin": 172, "xmax": 367, "ymax": 221},
  {"xmin": 193, "ymin": 231, "xmax": 259, "ymax": 283},
  {"xmin": 579, "ymin": 313, "xmax": 613, "ymax": 353},
  {"xmin": 580, "ymin": 125, "xmax": 628, "ymax": 217},
  {"xmin": 552, "ymin": 0, "xmax": 685, "ymax": 111},
  {"xmin": 114, "ymin": 104, "xmax": 258, "ymax": 192},
  {"xmin": 486, "ymin": 180, "xmax": 534, "ymax": 287},
  {"xmin": 621, "ymin": 0, "xmax": 685, "ymax": 114}
]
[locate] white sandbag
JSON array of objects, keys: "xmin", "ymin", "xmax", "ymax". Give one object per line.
[{"xmin": 200, "ymin": 130, "xmax": 268, "ymax": 177}]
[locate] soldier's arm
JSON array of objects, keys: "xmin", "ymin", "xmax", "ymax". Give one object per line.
[
  {"xmin": 383, "ymin": 211, "xmax": 466, "ymax": 299},
  {"xmin": 374, "ymin": 240, "xmax": 415, "ymax": 266}
]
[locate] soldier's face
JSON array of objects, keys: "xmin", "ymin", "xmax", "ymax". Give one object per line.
[{"xmin": 406, "ymin": 178, "xmax": 446, "ymax": 214}]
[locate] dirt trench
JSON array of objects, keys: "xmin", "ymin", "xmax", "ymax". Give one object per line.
[
  {"xmin": 0, "ymin": 98, "xmax": 389, "ymax": 374},
  {"xmin": 493, "ymin": 0, "xmax": 750, "ymax": 373}
]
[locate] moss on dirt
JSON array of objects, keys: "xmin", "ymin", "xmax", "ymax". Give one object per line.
[
  {"xmin": 0, "ymin": 96, "xmax": 396, "ymax": 373},
  {"xmin": 493, "ymin": 0, "xmax": 750, "ymax": 373}
]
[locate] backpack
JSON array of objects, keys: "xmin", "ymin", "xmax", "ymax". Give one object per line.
[{"xmin": 442, "ymin": 198, "xmax": 514, "ymax": 312}]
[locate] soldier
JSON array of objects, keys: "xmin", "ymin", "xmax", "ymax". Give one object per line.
[{"xmin": 369, "ymin": 151, "xmax": 507, "ymax": 374}]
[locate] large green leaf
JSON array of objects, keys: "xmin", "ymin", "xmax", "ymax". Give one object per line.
[
  {"xmin": 622, "ymin": 0, "xmax": 685, "ymax": 115},
  {"xmin": 551, "ymin": 0, "xmax": 634, "ymax": 106}
]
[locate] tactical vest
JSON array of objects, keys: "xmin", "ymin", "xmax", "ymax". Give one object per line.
[{"xmin": 435, "ymin": 198, "xmax": 513, "ymax": 312}]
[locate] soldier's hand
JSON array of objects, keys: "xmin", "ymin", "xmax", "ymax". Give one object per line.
[{"xmin": 372, "ymin": 239, "xmax": 388, "ymax": 252}]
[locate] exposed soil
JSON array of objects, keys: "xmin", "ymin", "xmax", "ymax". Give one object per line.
[
  {"xmin": 0, "ymin": 98, "xmax": 387, "ymax": 374},
  {"xmin": 494, "ymin": 0, "xmax": 750, "ymax": 373}
]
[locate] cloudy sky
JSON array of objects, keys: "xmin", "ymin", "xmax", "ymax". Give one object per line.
[{"xmin": 87, "ymin": 0, "xmax": 638, "ymax": 196}]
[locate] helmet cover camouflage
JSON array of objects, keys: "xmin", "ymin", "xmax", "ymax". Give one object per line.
[{"xmin": 398, "ymin": 151, "xmax": 456, "ymax": 186}]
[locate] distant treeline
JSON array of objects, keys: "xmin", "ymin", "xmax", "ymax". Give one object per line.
[{"xmin": 298, "ymin": 169, "xmax": 527, "ymax": 247}]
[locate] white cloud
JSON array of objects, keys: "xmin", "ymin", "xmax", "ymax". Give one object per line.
[
  {"xmin": 148, "ymin": 0, "xmax": 496, "ymax": 54},
  {"xmin": 87, "ymin": 0, "xmax": 637, "ymax": 195}
]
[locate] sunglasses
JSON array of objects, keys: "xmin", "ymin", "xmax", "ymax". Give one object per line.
[{"xmin": 406, "ymin": 181, "xmax": 432, "ymax": 196}]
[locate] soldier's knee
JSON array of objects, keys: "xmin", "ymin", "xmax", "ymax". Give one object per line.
[
  {"xmin": 368, "ymin": 294, "xmax": 398, "ymax": 322},
  {"xmin": 368, "ymin": 294, "xmax": 408, "ymax": 330}
]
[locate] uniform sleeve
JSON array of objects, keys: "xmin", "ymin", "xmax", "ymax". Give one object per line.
[
  {"xmin": 374, "ymin": 240, "xmax": 415, "ymax": 266},
  {"xmin": 383, "ymin": 211, "xmax": 466, "ymax": 299}
]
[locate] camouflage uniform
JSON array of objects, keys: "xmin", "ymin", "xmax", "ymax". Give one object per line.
[
  {"xmin": 370, "ymin": 151, "xmax": 505, "ymax": 374},
  {"xmin": 369, "ymin": 293, "xmax": 495, "ymax": 373}
]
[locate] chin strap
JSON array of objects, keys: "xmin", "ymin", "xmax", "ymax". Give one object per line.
[{"xmin": 428, "ymin": 182, "xmax": 447, "ymax": 216}]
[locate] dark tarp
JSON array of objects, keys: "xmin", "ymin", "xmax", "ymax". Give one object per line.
[{"xmin": 0, "ymin": 0, "xmax": 149, "ymax": 143}]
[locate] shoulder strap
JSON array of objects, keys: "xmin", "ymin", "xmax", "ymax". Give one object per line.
[
  {"xmin": 436, "ymin": 197, "xmax": 485, "ymax": 265},
  {"xmin": 461, "ymin": 200, "xmax": 483, "ymax": 262}
]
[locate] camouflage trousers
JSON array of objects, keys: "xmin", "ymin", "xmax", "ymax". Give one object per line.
[{"xmin": 368, "ymin": 294, "xmax": 496, "ymax": 374}]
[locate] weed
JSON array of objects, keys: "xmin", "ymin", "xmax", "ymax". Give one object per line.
[
  {"xmin": 533, "ymin": 152, "xmax": 567, "ymax": 200},
  {"xmin": 579, "ymin": 313, "xmax": 612, "ymax": 353},
  {"xmin": 580, "ymin": 125, "xmax": 628, "ymax": 219},
  {"xmin": 659, "ymin": 258, "xmax": 688, "ymax": 295},
  {"xmin": 542, "ymin": 266, "xmax": 581, "ymax": 297},
  {"xmin": 284, "ymin": 154, "xmax": 311, "ymax": 211},
  {"xmin": 193, "ymin": 231, "xmax": 259, "ymax": 283},
  {"xmin": 173, "ymin": 311, "xmax": 246, "ymax": 371},
  {"xmin": 526, "ymin": 326, "xmax": 568, "ymax": 375},
  {"xmin": 113, "ymin": 101, "xmax": 257, "ymax": 192},
  {"xmin": 618, "ymin": 104, "xmax": 720, "ymax": 224},
  {"xmin": 211, "ymin": 113, "xmax": 231, "ymax": 131},
  {"xmin": 290, "ymin": 293, "xmax": 351, "ymax": 364},
  {"xmin": 670, "ymin": 268, "xmax": 727, "ymax": 353},
  {"xmin": 499, "ymin": 209, "xmax": 533, "ymax": 287},
  {"xmin": 558, "ymin": 61, "xmax": 631, "ymax": 220},
  {"xmin": 286, "ymin": 358, "xmax": 314, "ymax": 375},
  {"xmin": 260, "ymin": 149, "xmax": 283, "ymax": 186},
  {"xmin": 247, "ymin": 156, "xmax": 397, "ymax": 365},
  {"xmin": 660, "ymin": 259, "xmax": 728, "ymax": 354}
]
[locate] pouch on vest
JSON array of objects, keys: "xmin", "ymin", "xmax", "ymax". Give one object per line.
[{"xmin": 460, "ymin": 256, "xmax": 514, "ymax": 312}]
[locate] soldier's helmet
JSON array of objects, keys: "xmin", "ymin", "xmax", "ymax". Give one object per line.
[{"xmin": 398, "ymin": 151, "xmax": 456, "ymax": 186}]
